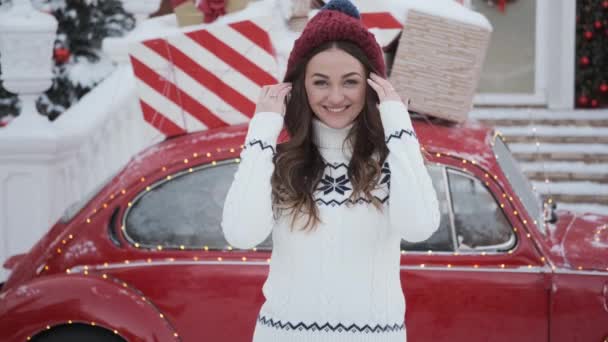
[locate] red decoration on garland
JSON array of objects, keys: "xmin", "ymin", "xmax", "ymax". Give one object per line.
[
  {"xmin": 594, "ymin": 20, "xmax": 602, "ymax": 29},
  {"xmin": 600, "ymin": 83, "xmax": 608, "ymax": 93},
  {"xmin": 53, "ymin": 47, "xmax": 71, "ymax": 64},
  {"xmin": 584, "ymin": 31, "xmax": 594, "ymax": 40},
  {"xmin": 591, "ymin": 99, "xmax": 599, "ymax": 107},
  {"xmin": 580, "ymin": 56, "xmax": 590, "ymax": 66},
  {"xmin": 578, "ymin": 95, "xmax": 589, "ymax": 106},
  {"xmin": 603, "ymin": 0, "xmax": 608, "ymax": 8}
]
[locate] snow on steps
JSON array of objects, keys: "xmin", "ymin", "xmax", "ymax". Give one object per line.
[
  {"xmin": 496, "ymin": 126, "xmax": 608, "ymax": 144},
  {"xmin": 520, "ymin": 161, "xmax": 608, "ymax": 183},
  {"xmin": 469, "ymin": 108, "xmax": 608, "ymax": 214},
  {"xmin": 531, "ymin": 181, "xmax": 608, "ymax": 205},
  {"xmin": 508, "ymin": 142, "xmax": 608, "ymax": 162}
]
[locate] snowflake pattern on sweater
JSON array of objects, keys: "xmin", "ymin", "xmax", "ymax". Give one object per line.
[
  {"xmin": 314, "ymin": 161, "xmax": 391, "ymax": 207},
  {"xmin": 243, "ymin": 141, "xmax": 394, "ymax": 208}
]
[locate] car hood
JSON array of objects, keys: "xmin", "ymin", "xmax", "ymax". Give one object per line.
[{"xmin": 545, "ymin": 209, "xmax": 608, "ymax": 272}]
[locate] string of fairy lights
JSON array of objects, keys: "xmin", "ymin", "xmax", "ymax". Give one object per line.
[
  {"xmin": 27, "ymin": 138, "xmax": 607, "ymax": 341},
  {"xmin": 39, "ymin": 143, "xmax": 607, "ymax": 271},
  {"xmin": 495, "ymin": 112, "xmax": 608, "ymax": 269}
]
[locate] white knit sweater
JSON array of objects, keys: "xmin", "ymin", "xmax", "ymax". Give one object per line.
[{"xmin": 222, "ymin": 100, "xmax": 441, "ymax": 342}]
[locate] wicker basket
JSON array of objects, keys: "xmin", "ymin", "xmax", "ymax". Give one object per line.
[{"xmin": 390, "ymin": 9, "xmax": 492, "ymax": 123}]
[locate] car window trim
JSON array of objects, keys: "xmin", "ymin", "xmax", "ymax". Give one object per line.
[
  {"xmin": 442, "ymin": 165, "xmax": 459, "ymax": 251},
  {"xmin": 402, "ymin": 166, "xmax": 518, "ymax": 256},
  {"xmin": 120, "ymin": 158, "xmax": 239, "ymax": 251}
]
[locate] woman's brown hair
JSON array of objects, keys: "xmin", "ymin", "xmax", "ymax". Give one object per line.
[{"xmin": 271, "ymin": 40, "xmax": 389, "ymax": 232}]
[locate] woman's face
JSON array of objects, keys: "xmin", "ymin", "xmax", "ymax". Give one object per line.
[{"xmin": 304, "ymin": 47, "xmax": 367, "ymax": 129}]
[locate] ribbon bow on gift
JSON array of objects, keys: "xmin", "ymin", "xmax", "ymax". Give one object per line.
[{"xmin": 196, "ymin": 0, "xmax": 226, "ymax": 23}]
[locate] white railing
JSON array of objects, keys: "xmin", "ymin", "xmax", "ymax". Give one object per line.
[
  {"xmin": 0, "ymin": 65, "xmax": 161, "ymax": 282},
  {"xmin": 0, "ymin": 0, "xmax": 168, "ymax": 282}
]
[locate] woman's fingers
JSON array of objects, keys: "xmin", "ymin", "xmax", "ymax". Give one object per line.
[
  {"xmin": 255, "ymin": 82, "xmax": 292, "ymax": 116},
  {"xmin": 370, "ymin": 72, "xmax": 393, "ymax": 92},
  {"xmin": 370, "ymin": 73, "xmax": 402, "ymax": 102},
  {"xmin": 367, "ymin": 77, "xmax": 385, "ymax": 100},
  {"xmin": 266, "ymin": 83, "xmax": 291, "ymax": 99},
  {"xmin": 276, "ymin": 84, "xmax": 292, "ymax": 100}
]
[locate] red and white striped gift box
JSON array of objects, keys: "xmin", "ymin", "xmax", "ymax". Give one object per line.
[
  {"xmin": 360, "ymin": 12, "xmax": 403, "ymax": 50},
  {"xmin": 129, "ymin": 17, "xmax": 278, "ymax": 138}
]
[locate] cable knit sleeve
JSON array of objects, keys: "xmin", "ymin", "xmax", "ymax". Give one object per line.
[
  {"xmin": 380, "ymin": 100, "xmax": 441, "ymax": 243},
  {"xmin": 221, "ymin": 111, "xmax": 284, "ymax": 249}
]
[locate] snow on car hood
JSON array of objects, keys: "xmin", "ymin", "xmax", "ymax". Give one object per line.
[{"xmin": 546, "ymin": 210, "xmax": 608, "ymax": 272}]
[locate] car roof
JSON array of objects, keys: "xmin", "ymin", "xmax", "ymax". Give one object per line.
[{"xmin": 113, "ymin": 117, "xmax": 497, "ymax": 193}]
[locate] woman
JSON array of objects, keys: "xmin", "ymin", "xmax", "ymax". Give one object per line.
[{"xmin": 221, "ymin": 0, "xmax": 441, "ymax": 341}]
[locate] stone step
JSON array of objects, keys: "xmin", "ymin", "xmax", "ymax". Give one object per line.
[
  {"xmin": 476, "ymin": 118, "xmax": 608, "ymax": 127},
  {"xmin": 504, "ymin": 135, "xmax": 608, "ymax": 144},
  {"xmin": 513, "ymin": 152, "xmax": 608, "ymax": 162},
  {"xmin": 495, "ymin": 125, "xmax": 608, "ymax": 144},
  {"xmin": 519, "ymin": 161, "xmax": 608, "ymax": 183},
  {"xmin": 526, "ymin": 171, "xmax": 608, "ymax": 183},
  {"xmin": 540, "ymin": 193, "xmax": 608, "ymax": 205},
  {"xmin": 470, "ymin": 109, "xmax": 608, "ymax": 126},
  {"xmin": 509, "ymin": 143, "xmax": 608, "ymax": 163},
  {"xmin": 531, "ymin": 180, "xmax": 608, "ymax": 206}
]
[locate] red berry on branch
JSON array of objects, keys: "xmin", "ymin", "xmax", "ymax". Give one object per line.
[
  {"xmin": 580, "ymin": 56, "xmax": 590, "ymax": 66},
  {"xmin": 595, "ymin": 20, "xmax": 603, "ymax": 29},
  {"xmin": 53, "ymin": 47, "xmax": 71, "ymax": 64},
  {"xmin": 600, "ymin": 83, "xmax": 608, "ymax": 93},
  {"xmin": 584, "ymin": 31, "xmax": 593, "ymax": 39},
  {"xmin": 578, "ymin": 95, "xmax": 589, "ymax": 106}
]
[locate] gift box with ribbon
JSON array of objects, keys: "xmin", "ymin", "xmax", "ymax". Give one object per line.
[
  {"xmin": 171, "ymin": 0, "xmax": 250, "ymax": 26},
  {"xmin": 128, "ymin": 17, "xmax": 279, "ymax": 137}
]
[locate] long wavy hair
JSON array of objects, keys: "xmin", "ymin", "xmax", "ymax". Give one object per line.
[{"xmin": 271, "ymin": 40, "xmax": 390, "ymax": 232}]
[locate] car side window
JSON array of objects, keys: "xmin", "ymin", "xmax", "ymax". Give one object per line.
[
  {"xmin": 447, "ymin": 168, "xmax": 516, "ymax": 252},
  {"xmin": 401, "ymin": 164, "xmax": 455, "ymax": 252},
  {"xmin": 123, "ymin": 161, "xmax": 273, "ymax": 250}
]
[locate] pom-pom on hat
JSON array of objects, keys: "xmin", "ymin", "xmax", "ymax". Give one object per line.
[{"xmin": 284, "ymin": 0, "xmax": 386, "ymax": 80}]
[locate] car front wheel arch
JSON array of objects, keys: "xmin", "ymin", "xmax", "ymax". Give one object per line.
[{"xmin": 31, "ymin": 323, "xmax": 127, "ymax": 342}]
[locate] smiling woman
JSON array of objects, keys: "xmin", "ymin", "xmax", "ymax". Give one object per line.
[
  {"xmin": 220, "ymin": 0, "xmax": 442, "ymax": 341},
  {"xmin": 304, "ymin": 48, "xmax": 367, "ymax": 129}
]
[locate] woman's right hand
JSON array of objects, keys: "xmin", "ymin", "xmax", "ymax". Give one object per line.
[{"xmin": 255, "ymin": 83, "xmax": 292, "ymax": 117}]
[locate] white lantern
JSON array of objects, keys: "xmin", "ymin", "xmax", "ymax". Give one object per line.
[{"xmin": 0, "ymin": 0, "xmax": 58, "ymax": 127}]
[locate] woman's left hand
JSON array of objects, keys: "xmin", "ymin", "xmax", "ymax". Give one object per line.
[{"xmin": 367, "ymin": 72, "xmax": 403, "ymax": 103}]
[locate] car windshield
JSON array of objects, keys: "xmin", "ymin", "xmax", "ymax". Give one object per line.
[{"xmin": 492, "ymin": 134, "xmax": 546, "ymax": 235}]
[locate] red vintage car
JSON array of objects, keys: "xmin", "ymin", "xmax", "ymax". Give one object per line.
[{"xmin": 1, "ymin": 117, "xmax": 607, "ymax": 342}]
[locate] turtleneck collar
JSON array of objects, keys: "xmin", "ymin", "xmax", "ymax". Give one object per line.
[{"xmin": 311, "ymin": 117, "xmax": 354, "ymax": 151}]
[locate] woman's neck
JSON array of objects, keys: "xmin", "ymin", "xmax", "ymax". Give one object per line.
[{"xmin": 311, "ymin": 117, "xmax": 354, "ymax": 151}]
